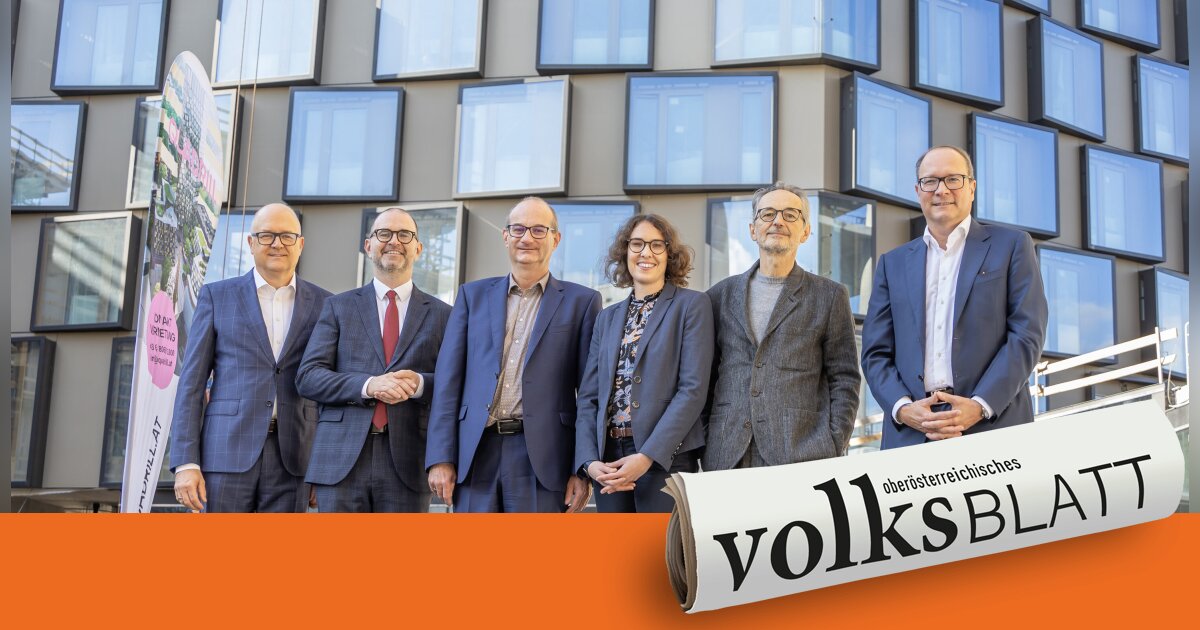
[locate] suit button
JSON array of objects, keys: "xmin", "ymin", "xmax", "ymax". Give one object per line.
[
  {"xmin": 632, "ymin": 401, "xmax": 640, "ymax": 409},
  {"xmin": 743, "ymin": 421, "xmax": 751, "ymax": 428},
  {"xmin": 755, "ymin": 362, "xmax": 763, "ymax": 368},
  {"xmin": 633, "ymin": 376, "xmax": 641, "ymax": 384},
  {"xmin": 751, "ymin": 390, "xmax": 760, "ymax": 397},
  {"xmin": 275, "ymin": 368, "xmax": 281, "ymax": 375},
  {"xmin": 266, "ymin": 401, "xmax": 273, "ymax": 407}
]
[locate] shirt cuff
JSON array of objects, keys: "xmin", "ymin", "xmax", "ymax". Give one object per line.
[
  {"xmin": 175, "ymin": 463, "xmax": 200, "ymax": 474},
  {"xmin": 891, "ymin": 396, "xmax": 913, "ymax": 426},
  {"xmin": 361, "ymin": 376, "xmax": 373, "ymax": 400},
  {"xmin": 973, "ymin": 396, "xmax": 994, "ymax": 420},
  {"xmin": 411, "ymin": 373, "xmax": 425, "ymax": 399}
]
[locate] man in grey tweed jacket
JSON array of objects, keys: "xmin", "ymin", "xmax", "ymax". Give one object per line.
[{"xmin": 702, "ymin": 182, "xmax": 861, "ymax": 471}]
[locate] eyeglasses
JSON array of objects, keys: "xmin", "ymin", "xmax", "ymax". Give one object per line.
[
  {"xmin": 370, "ymin": 228, "xmax": 417, "ymax": 244},
  {"xmin": 755, "ymin": 207, "xmax": 804, "ymax": 223},
  {"xmin": 628, "ymin": 238, "xmax": 668, "ymax": 254},
  {"xmin": 251, "ymin": 232, "xmax": 300, "ymax": 246},
  {"xmin": 506, "ymin": 224, "xmax": 556, "ymax": 239},
  {"xmin": 917, "ymin": 174, "xmax": 972, "ymax": 192}
]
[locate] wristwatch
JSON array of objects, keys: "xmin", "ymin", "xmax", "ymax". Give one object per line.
[{"xmin": 578, "ymin": 461, "xmax": 593, "ymax": 479}]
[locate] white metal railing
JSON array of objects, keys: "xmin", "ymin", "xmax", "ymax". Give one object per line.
[{"xmin": 1029, "ymin": 326, "xmax": 1184, "ymax": 409}]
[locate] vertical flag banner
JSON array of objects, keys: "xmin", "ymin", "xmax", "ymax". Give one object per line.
[{"xmin": 120, "ymin": 52, "xmax": 225, "ymax": 512}]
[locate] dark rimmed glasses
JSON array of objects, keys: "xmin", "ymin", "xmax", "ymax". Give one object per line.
[
  {"xmin": 370, "ymin": 228, "xmax": 417, "ymax": 244},
  {"xmin": 250, "ymin": 232, "xmax": 300, "ymax": 246},
  {"xmin": 917, "ymin": 174, "xmax": 972, "ymax": 192},
  {"xmin": 628, "ymin": 238, "xmax": 668, "ymax": 254},
  {"xmin": 506, "ymin": 224, "xmax": 556, "ymax": 239}
]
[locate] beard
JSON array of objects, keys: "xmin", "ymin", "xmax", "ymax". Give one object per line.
[{"xmin": 373, "ymin": 250, "xmax": 409, "ymax": 273}]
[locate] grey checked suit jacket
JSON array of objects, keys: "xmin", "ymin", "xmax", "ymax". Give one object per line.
[
  {"xmin": 297, "ymin": 283, "xmax": 451, "ymax": 492},
  {"xmin": 702, "ymin": 262, "xmax": 861, "ymax": 471}
]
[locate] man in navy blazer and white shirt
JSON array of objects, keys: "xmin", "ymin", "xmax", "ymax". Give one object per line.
[
  {"xmin": 297, "ymin": 208, "xmax": 451, "ymax": 512},
  {"xmin": 171, "ymin": 203, "xmax": 331, "ymax": 512},
  {"xmin": 426, "ymin": 197, "xmax": 602, "ymax": 512},
  {"xmin": 861, "ymin": 145, "xmax": 1048, "ymax": 450}
]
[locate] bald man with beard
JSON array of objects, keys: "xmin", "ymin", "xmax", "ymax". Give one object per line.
[{"xmin": 171, "ymin": 203, "xmax": 332, "ymax": 512}]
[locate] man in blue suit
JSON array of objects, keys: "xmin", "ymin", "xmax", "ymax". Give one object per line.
[
  {"xmin": 426, "ymin": 197, "xmax": 601, "ymax": 512},
  {"xmin": 297, "ymin": 208, "xmax": 451, "ymax": 512},
  {"xmin": 861, "ymin": 145, "xmax": 1048, "ymax": 450},
  {"xmin": 171, "ymin": 203, "xmax": 331, "ymax": 512}
]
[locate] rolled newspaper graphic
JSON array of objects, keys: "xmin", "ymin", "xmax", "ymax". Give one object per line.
[{"xmin": 665, "ymin": 400, "xmax": 1184, "ymax": 613}]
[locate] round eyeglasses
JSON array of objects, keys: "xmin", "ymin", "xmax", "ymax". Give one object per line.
[
  {"xmin": 628, "ymin": 238, "xmax": 668, "ymax": 254},
  {"xmin": 506, "ymin": 224, "xmax": 556, "ymax": 239},
  {"xmin": 251, "ymin": 232, "xmax": 300, "ymax": 246},
  {"xmin": 370, "ymin": 228, "xmax": 416, "ymax": 244}
]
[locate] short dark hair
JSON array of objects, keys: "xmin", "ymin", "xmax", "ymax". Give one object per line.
[
  {"xmin": 604, "ymin": 214, "xmax": 693, "ymax": 289},
  {"xmin": 914, "ymin": 145, "xmax": 975, "ymax": 179}
]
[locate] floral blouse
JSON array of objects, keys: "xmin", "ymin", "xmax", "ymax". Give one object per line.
[{"xmin": 605, "ymin": 290, "xmax": 661, "ymax": 428}]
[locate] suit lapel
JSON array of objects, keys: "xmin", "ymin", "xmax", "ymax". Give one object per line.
[
  {"xmin": 598, "ymin": 303, "xmax": 624, "ymax": 406},
  {"xmin": 524, "ymin": 275, "xmax": 564, "ymax": 364},
  {"xmin": 355, "ymin": 283, "xmax": 387, "ymax": 368},
  {"xmin": 732, "ymin": 264, "xmax": 755, "ymax": 346},
  {"xmin": 759, "ymin": 265, "xmax": 808, "ymax": 343},
  {"xmin": 904, "ymin": 241, "xmax": 927, "ymax": 348},
  {"xmin": 237, "ymin": 271, "xmax": 276, "ymax": 363},
  {"xmin": 278, "ymin": 278, "xmax": 313, "ymax": 360},
  {"xmin": 389, "ymin": 286, "xmax": 429, "ymax": 369},
  {"xmin": 631, "ymin": 283, "xmax": 677, "ymax": 371},
  {"xmin": 490, "ymin": 276, "xmax": 509, "ymax": 368},
  {"xmin": 952, "ymin": 222, "xmax": 992, "ymax": 329}
]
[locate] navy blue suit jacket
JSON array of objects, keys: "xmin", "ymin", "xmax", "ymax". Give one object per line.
[
  {"xmin": 297, "ymin": 283, "xmax": 451, "ymax": 491},
  {"xmin": 170, "ymin": 271, "xmax": 331, "ymax": 475},
  {"xmin": 861, "ymin": 221, "xmax": 1048, "ymax": 449},
  {"xmin": 426, "ymin": 275, "xmax": 602, "ymax": 492},
  {"xmin": 574, "ymin": 283, "xmax": 713, "ymax": 473}
]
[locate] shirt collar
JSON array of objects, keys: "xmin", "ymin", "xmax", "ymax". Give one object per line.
[
  {"xmin": 373, "ymin": 277, "xmax": 414, "ymax": 303},
  {"xmin": 507, "ymin": 273, "xmax": 550, "ymax": 294},
  {"xmin": 252, "ymin": 268, "xmax": 296, "ymax": 292},
  {"xmin": 922, "ymin": 214, "xmax": 972, "ymax": 251}
]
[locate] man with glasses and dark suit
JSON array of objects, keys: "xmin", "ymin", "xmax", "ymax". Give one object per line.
[
  {"xmin": 703, "ymin": 182, "xmax": 861, "ymax": 471},
  {"xmin": 861, "ymin": 145, "xmax": 1047, "ymax": 450},
  {"xmin": 297, "ymin": 208, "xmax": 451, "ymax": 511},
  {"xmin": 426, "ymin": 196, "xmax": 602, "ymax": 512},
  {"xmin": 171, "ymin": 203, "xmax": 332, "ymax": 512}
]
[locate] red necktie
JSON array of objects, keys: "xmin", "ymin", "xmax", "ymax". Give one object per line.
[{"xmin": 372, "ymin": 290, "xmax": 399, "ymax": 430}]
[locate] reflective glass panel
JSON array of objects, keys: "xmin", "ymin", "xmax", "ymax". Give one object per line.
[
  {"xmin": 1135, "ymin": 56, "xmax": 1188, "ymax": 162},
  {"xmin": 914, "ymin": 0, "xmax": 1002, "ymax": 104},
  {"xmin": 10, "ymin": 338, "xmax": 53, "ymax": 486},
  {"xmin": 376, "ymin": 0, "xmax": 482, "ymax": 78},
  {"xmin": 204, "ymin": 212, "xmax": 257, "ymax": 283},
  {"xmin": 456, "ymin": 79, "xmax": 568, "ymax": 196},
  {"xmin": 1149, "ymin": 269, "xmax": 1189, "ymax": 377},
  {"xmin": 972, "ymin": 115, "xmax": 1058, "ymax": 235},
  {"xmin": 548, "ymin": 202, "xmax": 636, "ymax": 306},
  {"xmin": 1081, "ymin": 0, "xmax": 1160, "ymax": 48},
  {"xmin": 708, "ymin": 193, "xmax": 874, "ymax": 315},
  {"xmin": 713, "ymin": 0, "xmax": 878, "ymax": 68},
  {"xmin": 1039, "ymin": 247, "xmax": 1115, "ymax": 356},
  {"xmin": 1084, "ymin": 146, "xmax": 1164, "ymax": 262},
  {"xmin": 1033, "ymin": 18, "xmax": 1105, "ymax": 139},
  {"xmin": 53, "ymin": 0, "xmax": 166, "ymax": 90},
  {"xmin": 99, "ymin": 338, "xmax": 173, "ymax": 487},
  {"xmin": 285, "ymin": 89, "xmax": 401, "ymax": 200},
  {"xmin": 33, "ymin": 215, "xmax": 135, "ymax": 329},
  {"xmin": 626, "ymin": 74, "xmax": 775, "ymax": 189},
  {"xmin": 539, "ymin": 0, "xmax": 652, "ymax": 68},
  {"xmin": 214, "ymin": 0, "xmax": 320, "ymax": 84},
  {"xmin": 846, "ymin": 75, "xmax": 929, "ymax": 206},
  {"xmin": 11, "ymin": 102, "xmax": 85, "ymax": 210}
]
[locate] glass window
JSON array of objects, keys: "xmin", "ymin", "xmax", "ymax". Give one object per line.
[
  {"xmin": 455, "ymin": 78, "xmax": 570, "ymax": 198},
  {"xmin": 707, "ymin": 192, "xmax": 874, "ymax": 316},
  {"xmin": 204, "ymin": 211, "xmax": 257, "ymax": 283},
  {"xmin": 913, "ymin": 0, "xmax": 1002, "ymax": 107},
  {"xmin": 713, "ymin": 0, "xmax": 879, "ymax": 70},
  {"xmin": 1038, "ymin": 245, "xmax": 1116, "ymax": 358},
  {"xmin": 11, "ymin": 337, "xmax": 55, "ymax": 488},
  {"xmin": 283, "ymin": 88, "xmax": 403, "ymax": 202},
  {"xmin": 213, "ymin": 0, "xmax": 323, "ymax": 86},
  {"xmin": 127, "ymin": 91, "xmax": 241, "ymax": 208},
  {"xmin": 538, "ymin": 0, "xmax": 653, "ymax": 72},
  {"xmin": 1140, "ymin": 268, "xmax": 1188, "ymax": 377},
  {"xmin": 11, "ymin": 101, "xmax": 87, "ymax": 212},
  {"xmin": 1174, "ymin": 0, "xmax": 1188, "ymax": 63},
  {"xmin": 1005, "ymin": 0, "xmax": 1050, "ymax": 14},
  {"xmin": 547, "ymin": 201, "xmax": 637, "ymax": 306},
  {"xmin": 970, "ymin": 113, "xmax": 1059, "ymax": 237},
  {"xmin": 374, "ymin": 0, "xmax": 484, "ymax": 80},
  {"xmin": 840, "ymin": 73, "xmax": 930, "ymax": 208},
  {"xmin": 1080, "ymin": 0, "xmax": 1161, "ymax": 50},
  {"xmin": 31, "ymin": 213, "xmax": 141, "ymax": 331},
  {"xmin": 52, "ymin": 0, "xmax": 168, "ymax": 93},
  {"xmin": 360, "ymin": 204, "xmax": 464, "ymax": 305},
  {"xmin": 99, "ymin": 337, "xmax": 174, "ymax": 488},
  {"xmin": 1083, "ymin": 145, "xmax": 1165, "ymax": 263},
  {"xmin": 1028, "ymin": 16, "xmax": 1105, "ymax": 141},
  {"xmin": 625, "ymin": 73, "xmax": 776, "ymax": 192},
  {"xmin": 1134, "ymin": 55, "xmax": 1188, "ymax": 165}
]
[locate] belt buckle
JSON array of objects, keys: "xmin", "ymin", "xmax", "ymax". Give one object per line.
[{"xmin": 496, "ymin": 419, "xmax": 520, "ymax": 435}]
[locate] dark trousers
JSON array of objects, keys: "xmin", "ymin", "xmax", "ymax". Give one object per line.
[
  {"xmin": 593, "ymin": 436, "xmax": 698, "ymax": 513},
  {"xmin": 455, "ymin": 430, "xmax": 563, "ymax": 513},
  {"xmin": 313, "ymin": 433, "xmax": 430, "ymax": 513},
  {"xmin": 204, "ymin": 432, "xmax": 308, "ymax": 513}
]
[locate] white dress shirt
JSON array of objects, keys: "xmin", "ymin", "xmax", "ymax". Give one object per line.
[
  {"xmin": 892, "ymin": 215, "xmax": 994, "ymax": 423},
  {"xmin": 177, "ymin": 270, "xmax": 297, "ymax": 474},
  {"xmin": 360, "ymin": 278, "xmax": 425, "ymax": 399}
]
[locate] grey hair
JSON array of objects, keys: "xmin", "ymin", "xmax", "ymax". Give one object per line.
[
  {"xmin": 506, "ymin": 196, "xmax": 560, "ymax": 230},
  {"xmin": 914, "ymin": 145, "xmax": 975, "ymax": 179},
  {"xmin": 750, "ymin": 181, "xmax": 811, "ymax": 223}
]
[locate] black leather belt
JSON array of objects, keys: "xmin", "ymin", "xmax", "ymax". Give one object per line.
[
  {"xmin": 491, "ymin": 418, "xmax": 523, "ymax": 435},
  {"xmin": 369, "ymin": 424, "xmax": 388, "ymax": 435},
  {"xmin": 608, "ymin": 424, "xmax": 633, "ymax": 439}
]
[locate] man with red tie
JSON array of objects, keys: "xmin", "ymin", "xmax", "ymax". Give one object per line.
[{"xmin": 297, "ymin": 208, "xmax": 451, "ymax": 512}]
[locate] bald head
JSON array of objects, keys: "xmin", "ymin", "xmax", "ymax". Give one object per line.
[
  {"xmin": 506, "ymin": 196, "xmax": 558, "ymax": 230},
  {"xmin": 247, "ymin": 203, "xmax": 304, "ymax": 288},
  {"xmin": 251, "ymin": 203, "xmax": 302, "ymax": 234},
  {"xmin": 370, "ymin": 207, "xmax": 416, "ymax": 235}
]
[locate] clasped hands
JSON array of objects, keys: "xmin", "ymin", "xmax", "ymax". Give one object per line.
[
  {"xmin": 896, "ymin": 390, "xmax": 984, "ymax": 441},
  {"xmin": 587, "ymin": 453, "xmax": 653, "ymax": 494},
  {"xmin": 366, "ymin": 369, "xmax": 420, "ymax": 404}
]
